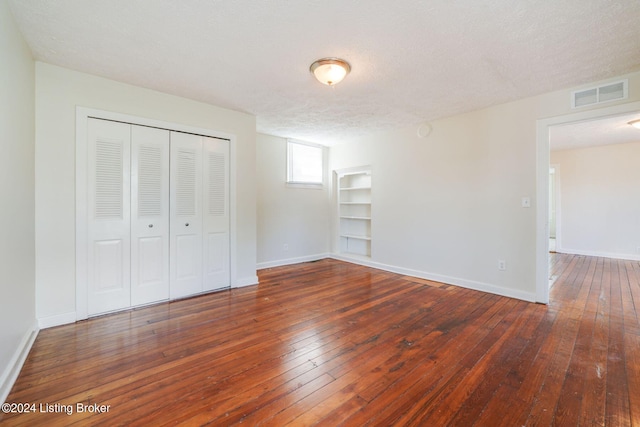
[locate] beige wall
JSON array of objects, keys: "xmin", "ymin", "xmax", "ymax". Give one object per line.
[
  {"xmin": 256, "ymin": 134, "xmax": 331, "ymax": 267},
  {"xmin": 0, "ymin": 0, "xmax": 36, "ymax": 401},
  {"xmin": 551, "ymin": 141, "xmax": 640, "ymax": 259},
  {"xmin": 35, "ymin": 62, "xmax": 257, "ymax": 324},
  {"xmin": 330, "ymin": 71, "xmax": 640, "ymax": 301}
]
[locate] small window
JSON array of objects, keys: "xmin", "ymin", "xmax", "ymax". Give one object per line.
[{"xmin": 287, "ymin": 140, "xmax": 323, "ymax": 186}]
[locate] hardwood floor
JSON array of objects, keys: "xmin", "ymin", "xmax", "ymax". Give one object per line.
[{"xmin": 2, "ymin": 254, "xmax": 639, "ymax": 426}]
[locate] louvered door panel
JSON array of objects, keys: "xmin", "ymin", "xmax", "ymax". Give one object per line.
[
  {"xmin": 131, "ymin": 125, "xmax": 170, "ymax": 306},
  {"xmin": 169, "ymin": 131, "xmax": 203, "ymax": 299},
  {"xmin": 87, "ymin": 118, "xmax": 131, "ymax": 315},
  {"xmin": 176, "ymin": 150, "xmax": 197, "ymax": 216},
  {"xmin": 202, "ymin": 138, "xmax": 230, "ymax": 290}
]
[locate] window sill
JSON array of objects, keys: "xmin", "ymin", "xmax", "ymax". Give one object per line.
[{"xmin": 286, "ymin": 182, "xmax": 324, "ymax": 190}]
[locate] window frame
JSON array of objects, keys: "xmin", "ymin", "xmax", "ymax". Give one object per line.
[{"xmin": 286, "ymin": 139, "xmax": 324, "ymax": 188}]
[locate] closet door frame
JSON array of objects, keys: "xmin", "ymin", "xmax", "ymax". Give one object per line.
[{"xmin": 75, "ymin": 107, "xmax": 237, "ymax": 320}]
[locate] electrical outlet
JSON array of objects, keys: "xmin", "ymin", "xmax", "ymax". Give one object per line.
[
  {"xmin": 498, "ymin": 260, "xmax": 507, "ymax": 271},
  {"xmin": 283, "ymin": 244, "xmax": 289, "ymax": 251}
]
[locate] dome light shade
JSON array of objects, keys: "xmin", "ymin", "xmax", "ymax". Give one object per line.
[{"xmin": 310, "ymin": 58, "xmax": 351, "ymax": 86}]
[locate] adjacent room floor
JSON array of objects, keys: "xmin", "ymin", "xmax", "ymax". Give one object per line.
[{"xmin": 2, "ymin": 253, "xmax": 639, "ymax": 426}]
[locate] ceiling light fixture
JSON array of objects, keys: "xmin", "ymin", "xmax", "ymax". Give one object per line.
[
  {"xmin": 628, "ymin": 119, "xmax": 640, "ymax": 129},
  {"xmin": 310, "ymin": 58, "xmax": 351, "ymax": 86}
]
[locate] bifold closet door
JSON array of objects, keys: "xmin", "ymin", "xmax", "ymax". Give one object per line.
[
  {"xmin": 131, "ymin": 125, "xmax": 170, "ymax": 306},
  {"xmin": 170, "ymin": 132, "xmax": 204, "ymax": 299},
  {"xmin": 169, "ymin": 133, "xmax": 230, "ymax": 297},
  {"xmin": 87, "ymin": 118, "xmax": 131, "ymax": 315},
  {"xmin": 86, "ymin": 121, "xmax": 230, "ymax": 312}
]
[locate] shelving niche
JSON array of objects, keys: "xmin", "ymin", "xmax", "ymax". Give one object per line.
[{"xmin": 338, "ymin": 169, "xmax": 371, "ymax": 258}]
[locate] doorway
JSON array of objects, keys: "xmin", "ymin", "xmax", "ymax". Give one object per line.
[{"xmin": 535, "ymin": 100, "xmax": 640, "ymax": 304}]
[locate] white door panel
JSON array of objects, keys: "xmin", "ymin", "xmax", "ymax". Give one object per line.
[
  {"xmin": 202, "ymin": 138, "xmax": 230, "ymax": 290},
  {"xmin": 206, "ymin": 233, "xmax": 225, "ymax": 272},
  {"xmin": 204, "ymin": 232, "xmax": 229, "ymax": 288},
  {"xmin": 87, "ymin": 118, "xmax": 131, "ymax": 315},
  {"xmin": 85, "ymin": 118, "xmax": 231, "ymax": 315},
  {"xmin": 93, "ymin": 239, "xmax": 125, "ymax": 291},
  {"xmin": 175, "ymin": 234, "xmax": 201, "ymax": 291},
  {"xmin": 131, "ymin": 125, "xmax": 170, "ymax": 305},
  {"xmin": 137, "ymin": 237, "xmax": 164, "ymax": 283},
  {"xmin": 170, "ymin": 132, "xmax": 203, "ymax": 299}
]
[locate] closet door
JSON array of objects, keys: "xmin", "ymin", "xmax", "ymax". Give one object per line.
[
  {"xmin": 202, "ymin": 137, "xmax": 230, "ymax": 290},
  {"xmin": 131, "ymin": 125, "xmax": 170, "ymax": 305},
  {"xmin": 87, "ymin": 118, "xmax": 131, "ymax": 315},
  {"xmin": 170, "ymin": 132, "xmax": 203, "ymax": 298}
]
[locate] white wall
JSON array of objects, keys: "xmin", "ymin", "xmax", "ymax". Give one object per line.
[
  {"xmin": 0, "ymin": 0, "xmax": 36, "ymax": 402},
  {"xmin": 551, "ymin": 142, "xmax": 640, "ymax": 260},
  {"xmin": 256, "ymin": 134, "xmax": 331, "ymax": 267},
  {"xmin": 330, "ymin": 71, "xmax": 640, "ymax": 301},
  {"xmin": 35, "ymin": 62, "xmax": 257, "ymax": 326}
]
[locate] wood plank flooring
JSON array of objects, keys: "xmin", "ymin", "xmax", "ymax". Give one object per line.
[{"xmin": 2, "ymin": 254, "xmax": 639, "ymax": 426}]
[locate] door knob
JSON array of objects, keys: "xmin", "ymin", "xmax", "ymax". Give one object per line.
[
  {"xmin": 148, "ymin": 224, "xmax": 153, "ymax": 228},
  {"xmin": 185, "ymin": 223, "xmax": 189, "ymax": 226}
]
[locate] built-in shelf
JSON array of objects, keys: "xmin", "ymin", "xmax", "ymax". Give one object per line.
[{"xmin": 337, "ymin": 168, "xmax": 371, "ymax": 258}]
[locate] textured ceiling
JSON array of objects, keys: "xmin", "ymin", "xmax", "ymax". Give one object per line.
[{"xmin": 7, "ymin": 0, "xmax": 640, "ymax": 145}]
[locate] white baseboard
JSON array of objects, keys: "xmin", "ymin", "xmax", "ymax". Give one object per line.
[
  {"xmin": 330, "ymin": 254, "xmax": 537, "ymax": 302},
  {"xmin": 0, "ymin": 321, "xmax": 38, "ymax": 404},
  {"xmin": 38, "ymin": 311, "xmax": 77, "ymax": 329},
  {"xmin": 556, "ymin": 247, "xmax": 640, "ymax": 261},
  {"xmin": 233, "ymin": 275, "xmax": 259, "ymax": 288},
  {"xmin": 256, "ymin": 253, "xmax": 331, "ymax": 270}
]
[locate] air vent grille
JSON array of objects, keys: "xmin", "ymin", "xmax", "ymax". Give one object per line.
[{"xmin": 571, "ymin": 80, "xmax": 627, "ymax": 109}]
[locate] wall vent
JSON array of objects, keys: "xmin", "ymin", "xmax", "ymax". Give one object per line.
[{"xmin": 571, "ymin": 79, "xmax": 628, "ymax": 108}]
